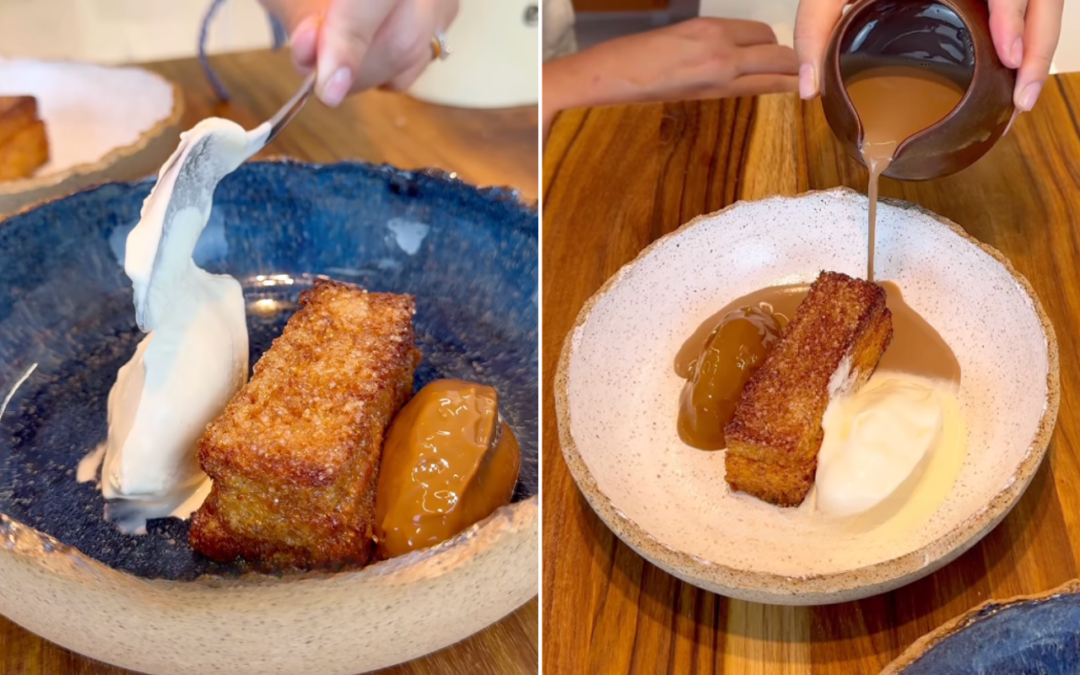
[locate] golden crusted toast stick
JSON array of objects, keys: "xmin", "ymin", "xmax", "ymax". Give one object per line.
[
  {"xmin": 0, "ymin": 97, "xmax": 47, "ymax": 180},
  {"xmin": 191, "ymin": 279, "xmax": 421, "ymax": 569},
  {"xmin": 724, "ymin": 272, "xmax": 893, "ymax": 506}
]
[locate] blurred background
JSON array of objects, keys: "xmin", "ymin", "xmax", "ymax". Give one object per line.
[
  {"xmin": 6, "ymin": 0, "xmax": 1071, "ymax": 76},
  {"xmin": 569, "ymin": 0, "xmax": 1080, "ymax": 73},
  {"xmin": 0, "ymin": 0, "xmax": 272, "ymax": 64},
  {"xmin": 0, "ymin": 0, "xmax": 538, "ymax": 108}
]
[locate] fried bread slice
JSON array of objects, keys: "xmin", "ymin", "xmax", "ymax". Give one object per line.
[
  {"xmin": 0, "ymin": 97, "xmax": 37, "ymax": 147},
  {"xmin": 190, "ymin": 279, "xmax": 422, "ymax": 569},
  {"xmin": 724, "ymin": 453, "xmax": 818, "ymax": 506},
  {"xmin": 724, "ymin": 271, "xmax": 893, "ymax": 506},
  {"xmin": 0, "ymin": 97, "xmax": 47, "ymax": 180}
]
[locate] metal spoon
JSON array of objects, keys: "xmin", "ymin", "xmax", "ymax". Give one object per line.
[{"xmin": 263, "ymin": 73, "xmax": 316, "ymax": 146}]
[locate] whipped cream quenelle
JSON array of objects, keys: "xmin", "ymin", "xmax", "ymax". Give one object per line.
[
  {"xmin": 96, "ymin": 118, "xmax": 270, "ymax": 534},
  {"xmin": 815, "ymin": 373, "xmax": 965, "ymax": 519}
]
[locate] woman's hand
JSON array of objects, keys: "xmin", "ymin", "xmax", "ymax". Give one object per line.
[
  {"xmin": 258, "ymin": 0, "xmax": 459, "ymax": 106},
  {"xmin": 793, "ymin": 0, "xmax": 1063, "ymax": 112},
  {"xmin": 544, "ymin": 18, "xmax": 798, "ymax": 137},
  {"xmin": 987, "ymin": 0, "xmax": 1064, "ymax": 111}
]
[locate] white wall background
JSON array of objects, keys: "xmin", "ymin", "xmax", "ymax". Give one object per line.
[
  {"xmin": 0, "ymin": 0, "xmax": 538, "ymax": 108},
  {"xmin": 700, "ymin": 0, "xmax": 1080, "ymax": 73},
  {"xmin": 2, "ymin": 0, "xmax": 1072, "ymax": 76},
  {"xmin": 0, "ymin": 0, "xmax": 274, "ymax": 64}
]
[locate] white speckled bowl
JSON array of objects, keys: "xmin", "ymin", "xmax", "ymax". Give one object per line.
[
  {"xmin": 0, "ymin": 58, "xmax": 183, "ymax": 217},
  {"xmin": 555, "ymin": 188, "xmax": 1058, "ymax": 605}
]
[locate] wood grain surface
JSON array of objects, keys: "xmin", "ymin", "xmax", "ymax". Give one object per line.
[
  {"xmin": 542, "ymin": 75, "xmax": 1080, "ymax": 674},
  {"xmin": 159, "ymin": 50, "xmax": 539, "ymax": 200},
  {"xmin": 0, "ymin": 49, "xmax": 538, "ymax": 675}
]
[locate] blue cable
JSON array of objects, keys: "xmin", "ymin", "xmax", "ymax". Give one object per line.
[{"xmin": 199, "ymin": 0, "xmax": 288, "ymax": 101}]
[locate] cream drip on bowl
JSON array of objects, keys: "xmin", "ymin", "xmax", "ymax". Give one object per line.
[
  {"xmin": 81, "ymin": 117, "xmax": 271, "ymax": 534},
  {"xmin": 815, "ymin": 372, "xmax": 966, "ymax": 520}
]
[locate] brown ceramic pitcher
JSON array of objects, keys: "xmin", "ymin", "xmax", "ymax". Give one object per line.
[{"xmin": 820, "ymin": 0, "xmax": 1016, "ymax": 181}]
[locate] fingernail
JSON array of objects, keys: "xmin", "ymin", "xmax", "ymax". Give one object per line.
[
  {"xmin": 1003, "ymin": 108, "xmax": 1021, "ymax": 136},
  {"xmin": 320, "ymin": 67, "xmax": 352, "ymax": 107},
  {"xmin": 1018, "ymin": 81, "xmax": 1042, "ymax": 112},
  {"xmin": 290, "ymin": 17, "xmax": 319, "ymax": 68},
  {"xmin": 799, "ymin": 63, "xmax": 817, "ymax": 100},
  {"xmin": 1010, "ymin": 37, "xmax": 1024, "ymax": 69}
]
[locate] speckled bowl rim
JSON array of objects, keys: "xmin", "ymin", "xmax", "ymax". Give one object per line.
[
  {"xmin": 880, "ymin": 578, "xmax": 1080, "ymax": 673},
  {"xmin": 0, "ymin": 157, "xmax": 539, "ymax": 225},
  {"xmin": 0, "ymin": 158, "xmax": 539, "ymax": 590},
  {"xmin": 555, "ymin": 186, "xmax": 1059, "ymax": 604},
  {"xmin": 0, "ymin": 62, "xmax": 185, "ymax": 197}
]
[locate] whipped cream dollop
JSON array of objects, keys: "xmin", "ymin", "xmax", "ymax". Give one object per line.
[
  {"xmin": 98, "ymin": 118, "xmax": 270, "ymax": 534},
  {"xmin": 815, "ymin": 373, "xmax": 963, "ymax": 519}
]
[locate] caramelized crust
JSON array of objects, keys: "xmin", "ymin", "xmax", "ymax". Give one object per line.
[
  {"xmin": 724, "ymin": 453, "xmax": 817, "ymax": 507},
  {"xmin": 190, "ymin": 279, "xmax": 422, "ymax": 569},
  {"xmin": 0, "ymin": 97, "xmax": 37, "ymax": 146},
  {"xmin": 0, "ymin": 97, "xmax": 47, "ymax": 180},
  {"xmin": 724, "ymin": 272, "xmax": 893, "ymax": 506}
]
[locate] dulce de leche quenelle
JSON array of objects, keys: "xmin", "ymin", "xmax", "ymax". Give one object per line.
[
  {"xmin": 675, "ymin": 294, "xmax": 793, "ymax": 450},
  {"xmin": 375, "ymin": 379, "xmax": 521, "ymax": 558}
]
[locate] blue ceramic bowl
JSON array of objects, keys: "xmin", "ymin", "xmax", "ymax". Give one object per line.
[
  {"xmin": 883, "ymin": 581, "xmax": 1080, "ymax": 674},
  {"xmin": 0, "ymin": 160, "xmax": 538, "ymax": 675}
]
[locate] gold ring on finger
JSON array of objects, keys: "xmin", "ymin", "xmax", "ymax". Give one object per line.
[{"xmin": 430, "ymin": 31, "xmax": 450, "ymax": 61}]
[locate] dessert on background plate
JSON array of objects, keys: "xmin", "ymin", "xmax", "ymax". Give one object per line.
[
  {"xmin": 0, "ymin": 96, "xmax": 48, "ymax": 180},
  {"xmin": 0, "ymin": 58, "xmax": 182, "ymax": 217}
]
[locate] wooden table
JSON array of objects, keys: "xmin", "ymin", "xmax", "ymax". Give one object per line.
[
  {"xmin": 543, "ymin": 74, "xmax": 1080, "ymax": 674},
  {"xmin": 0, "ymin": 49, "xmax": 538, "ymax": 675},
  {"xmin": 165, "ymin": 50, "xmax": 539, "ymax": 201}
]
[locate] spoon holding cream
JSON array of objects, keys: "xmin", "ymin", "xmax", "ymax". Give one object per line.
[{"xmin": 92, "ymin": 118, "xmax": 271, "ymax": 534}]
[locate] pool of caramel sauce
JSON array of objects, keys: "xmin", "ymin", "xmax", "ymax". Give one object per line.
[
  {"xmin": 675, "ymin": 286, "xmax": 804, "ymax": 378},
  {"xmin": 676, "ymin": 282, "xmax": 960, "ymax": 384},
  {"xmin": 844, "ymin": 65, "xmax": 966, "ymax": 280}
]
